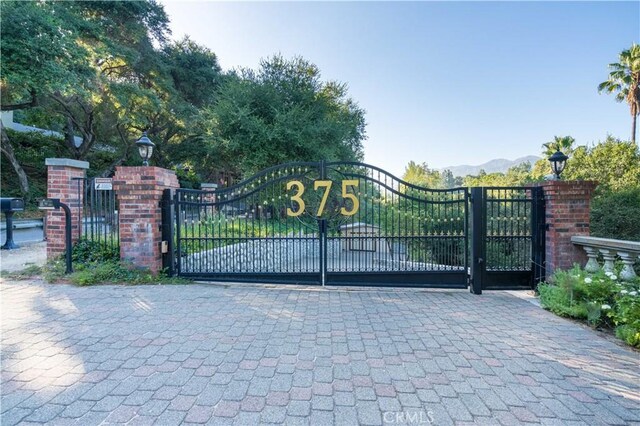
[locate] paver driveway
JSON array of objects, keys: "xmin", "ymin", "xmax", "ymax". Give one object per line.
[{"xmin": 1, "ymin": 280, "xmax": 639, "ymax": 425}]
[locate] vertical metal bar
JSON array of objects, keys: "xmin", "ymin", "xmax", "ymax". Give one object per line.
[
  {"xmin": 161, "ymin": 189, "xmax": 175, "ymax": 275},
  {"xmin": 319, "ymin": 160, "xmax": 326, "ymax": 285},
  {"xmin": 532, "ymin": 186, "xmax": 546, "ymax": 288},
  {"xmin": 175, "ymin": 191, "xmax": 182, "ymax": 275},
  {"xmin": 76, "ymin": 178, "xmax": 83, "ymax": 240},
  {"xmin": 470, "ymin": 187, "xmax": 484, "ymax": 295}
]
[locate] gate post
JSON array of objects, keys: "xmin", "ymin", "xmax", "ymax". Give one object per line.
[
  {"xmin": 161, "ymin": 189, "xmax": 175, "ymax": 276},
  {"xmin": 45, "ymin": 158, "xmax": 89, "ymax": 260},
  {"xmin": 539, "ymin": 180, "xmax": 597, "ymax": 279},
  {"xmin": 113, "ymin": 167, "xmax": 180, "ymax": 274},
  {"xmin": 470, "ymin": 187, "xmax": 484, "ymax": 295},
  {"xmin": 531, "ymin": 187, "xmax": 546, "ymax": 286}
]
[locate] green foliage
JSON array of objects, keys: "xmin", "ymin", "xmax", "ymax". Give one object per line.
[
  {"xmin": 39, "ymin": 256, "xmax": 189, "ymax": 286},
  {"xmin": 539, "ymin": 266, "xmax": 640, "ymax": 347},
  {"xmin": 180, "ymin": 214, "xmax": 294, "ymax": 254},
  {"xmin": 542, "ymin": 135, "xmax": 576, "ymax": 157},
  {"xmin": 0, "ymin": 129, "xmax": 70, "ymax": 209},
  {"xmin": 565, "ymin": 138, "xmax": 640, "ymax": 191},
  {"xmin": 590, "ymin": 187, "xmax": 640, "ymax": 241},
  {"xmin": 1, "ymin": 1, "xmax": 224, "ymax": 189},
  {"xmin": 5, "ymin": 264, "xmax": 43, "ymax": 280},
  {"xmin": 463, "ymin": 162, "xmax": 535, "ymax": 187},
  {"xmin": 0, "ymin": 1, "xmax": 93, "ymax": 106},
  {"xmin": 598, "ymin": 43, "xmax": 640, "ymax": 143},
  {"xmin": 70, "ymin": 261, "xmax": 152, "ymax": 286},
  {"xmin": 615, "ymin": 325, "xmax": 640, "ymax": 347},
  {"xmin": 72, "ymin": 238, "xmax": 120, "ymax": 264},
  {"xmin": 205, "ymin": 55, "xmax": 366, "ymax": 177},
  {"xmin": 402, "ymin": 162, "xmax": 443, "ymax": 188}
]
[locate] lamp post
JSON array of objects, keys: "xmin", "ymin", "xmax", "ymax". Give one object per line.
[
  {"xmin": 136, "ymin": 132, "xmax": 155, "ymax": 166},
  {"xmin": 548, "ymin": 150, "xmax": 569, "ymax": 180}
]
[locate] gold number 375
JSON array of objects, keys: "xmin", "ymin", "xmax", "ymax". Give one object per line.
[{"xmin": 286, "ymin": 179, "xmax": 359, "ymax": 217}]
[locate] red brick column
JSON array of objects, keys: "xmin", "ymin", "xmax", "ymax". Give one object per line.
[
  {"xmin": 45, "ymin": 158, "xmax": 89, "ymax": 260},
  {"xmin": 540, "ymin": 180, "xmax": 597, "ymax": 277},
  {"xmin": 113, "ymin": 167, "xmax": 179, "ymax": 273}
]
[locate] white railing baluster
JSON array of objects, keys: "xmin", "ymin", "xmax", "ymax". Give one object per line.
[{"xmin": 571, "ymin": 236, "xmax": 640, "ymax": 282}]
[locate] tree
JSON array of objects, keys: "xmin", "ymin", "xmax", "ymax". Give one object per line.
[
  {"xmin": 0, "ymin": 0, "xmax": 91, "ymax": 196},
  {"xmin": 401, "ymin": 161, "xmax": 443, "ymax": 188},
  {"xmin": 0, "ymin": 0, "xmax": 173, "ymax": 195},
  {"xmin": 441, "ymin": 169, "xmax": 457, "ymax": 188},
  {"xmin": 564, "ymin": 137, "xmax": 640, "ymax": 191},
  {"xmin": 206, "ymin": 55, "xmax": 366, "ymax": 177},
  {"xmin": 543, "ymin": 135, "xmax": 576, "ymax": 156},
  {"xmin": 598, "ymin": 44, "xmax": 640, "ymax": 144}
]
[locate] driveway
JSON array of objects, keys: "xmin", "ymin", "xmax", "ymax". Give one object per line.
[{"xmin": 1, "ymin": 280, "xmax": 639, "ymax": 425}]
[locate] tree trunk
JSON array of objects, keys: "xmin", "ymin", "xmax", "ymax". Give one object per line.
[
  {"xmin": 0, "ymin": 121, "xmax": 30, "ymax": 199},
  {"xmin": 632, "ymin": 114, "xmax": 637, "ymax": 145}
]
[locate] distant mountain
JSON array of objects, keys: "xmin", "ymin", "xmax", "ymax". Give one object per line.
[{"xmin": 441, "ymin": 155, "xmax": 540, "ymax": 177}]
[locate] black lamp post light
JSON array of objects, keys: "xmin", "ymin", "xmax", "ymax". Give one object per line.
[
  {"xmin": 136, "ymin": 132, "xmax": 155, "ymax": 166},
  {"xmin": 548, "ymin": 150, "xmax": 569, "ymax": 180}
]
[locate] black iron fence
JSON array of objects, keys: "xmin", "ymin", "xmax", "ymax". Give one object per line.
[
  {"xmin": 77, "ymin": 177, "xmax": 119, "ymax": 253},
  {"xmin": 470, "ymin": 186, "xmax": 545, "ymax": 293},
  {"xmin": 168, "ymin": 161, "xmax": 470, "ymax": 287},
  {"xmin": 162, "ymin": 162, "xmax": 545, "ymax": 292}
]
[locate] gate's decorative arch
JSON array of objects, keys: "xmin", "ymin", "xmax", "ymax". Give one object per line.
[{"xmin": 167, "ymin": 161, "xmax": 544, "ymax": 291}]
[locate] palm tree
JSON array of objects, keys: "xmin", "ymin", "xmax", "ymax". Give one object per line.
[
  {"xmin": 598, "ymin": 44, "xmax": 640, "ymax": 144},
  {"xmin": 543, "ymin": 135, "xmax": 575, "ymax": 157}
]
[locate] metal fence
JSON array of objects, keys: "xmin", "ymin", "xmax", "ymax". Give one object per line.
[{"xmin": 77, "ymin": 177, "xmax": 119, "ymax": 252}]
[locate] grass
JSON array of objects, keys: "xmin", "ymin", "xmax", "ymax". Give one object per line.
[{"xmin": 6, "ymin": 258, "xmax": 191, "ymax": 286}]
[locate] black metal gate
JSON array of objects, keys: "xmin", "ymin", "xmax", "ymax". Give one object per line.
[
  {"xmin": 470, "ymin": 186, "xmax": 545, "ymax": 293},
  {"xmin": 169, "ymin": 161, "xmax": 469, "ymax": 287},
  {"xmin": 76, "ymin": 177, "xmax": 119, "ymax": 252},
  {"xmin": 165, "ymin": 162, "xmax": 545, "ymax": 292}
]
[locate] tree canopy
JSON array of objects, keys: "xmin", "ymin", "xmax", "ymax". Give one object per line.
[
  {"xmin": 1, "ymin": 1, "xmax": 367, "ymax": 202},
  {"xmin": 598, "ymin": 43, "xmax": 640, "ymax": 144},
  {"xmin": 206, "ymin": 55, "xmax": 366, "ymax": 177}
]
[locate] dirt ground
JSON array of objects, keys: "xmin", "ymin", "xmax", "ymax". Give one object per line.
[{"xmin": 0, "ymin": 241, "xmax": 47, "ymax": 274}]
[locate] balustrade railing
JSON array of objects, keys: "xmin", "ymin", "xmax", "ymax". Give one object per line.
[{"xmin": 571, "ymin": 236, "xmax": 640, "ymax": 281}]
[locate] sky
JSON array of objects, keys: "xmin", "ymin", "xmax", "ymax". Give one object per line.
[{"xmin": 160, "ymin": 1, "xmax": 639, "ymax": 177}]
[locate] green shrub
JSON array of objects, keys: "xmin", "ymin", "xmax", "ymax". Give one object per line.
[
  {"xmin": 539, "ymin": 265, "xmax": 640, "ymax": 347},
  {"xmin": 615, "ymin": 325, "xmax": 640, "ymax": 347},
  {"xmin": 591, "ymin": 187, "xmax": 640, "ymax": 241},
  {"xmin": 72, "ymin": 238, "xmax": 119, "ymax": 263},
  {"xmin": 68, "ymin": 261, "xmax": 190, "ymax": 286}
]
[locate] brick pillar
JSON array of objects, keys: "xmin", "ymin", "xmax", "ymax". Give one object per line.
[
  {"xmin": 540, "ymin": 180, "xmax": 597, "ymax": 277},
  {"xmin": 45, "ymin": 158, "xmax": 89, "ymax": 260},
  {"xmin": 113, "ymin": 166, "xmax": 179, "ymax": 273}
]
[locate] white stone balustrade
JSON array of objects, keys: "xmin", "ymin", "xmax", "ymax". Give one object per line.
[{"xmin": 571, "ymin": 236, "xmax": 640, "ymax": 281}]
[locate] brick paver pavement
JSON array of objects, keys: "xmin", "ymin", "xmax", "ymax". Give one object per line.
[{"xmin": 1, "ymin": 280, "xmax": 639, "ymax": 425}]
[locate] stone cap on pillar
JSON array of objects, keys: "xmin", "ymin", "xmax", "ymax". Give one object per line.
[{"xmin": 45, "ymin": 158, "xmax": 90, "ymax": 169}]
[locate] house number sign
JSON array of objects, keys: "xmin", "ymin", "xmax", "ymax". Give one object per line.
[{"xmin": 286, "ymin": 180, "xmax": 359, "ymax": 217}]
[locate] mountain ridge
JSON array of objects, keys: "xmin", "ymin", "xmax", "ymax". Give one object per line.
[{"xmin": 441, "ymin": 155, "xmax": 540, "ymax": 177}]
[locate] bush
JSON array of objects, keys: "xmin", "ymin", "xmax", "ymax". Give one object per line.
[
  {"xmin": 591, "ymin": 187, "xmax": 640, "ymax": 241},
  {"xmin": 538, "ymin": 265, "xmax": 640, "ymax": 347},
  {"xmin": 72, "ymin": 238, "xmax": 119, "ymax": 263}
]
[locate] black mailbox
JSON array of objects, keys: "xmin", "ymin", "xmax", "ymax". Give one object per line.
[
  {"xmin": 1, "ymin": 197, "xmax": 24, "ymax": 250},
  {"xmin": 0, "ymin": 198, "xmax": 24, "ymax": 213}
]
